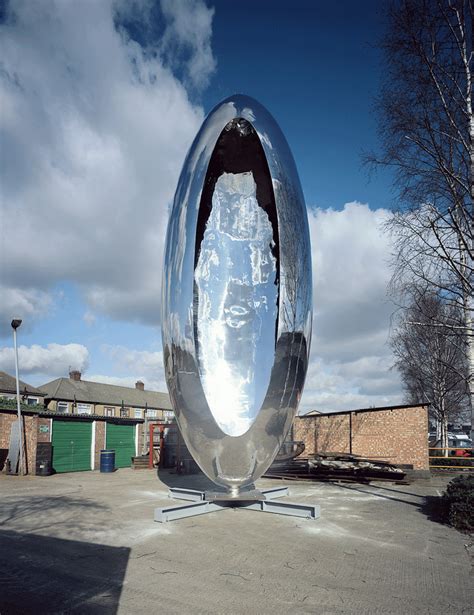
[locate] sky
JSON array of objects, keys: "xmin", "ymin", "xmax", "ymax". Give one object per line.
[{"xmin": 0, "ymin": 0, "xmax": 404, "ymax": 413}]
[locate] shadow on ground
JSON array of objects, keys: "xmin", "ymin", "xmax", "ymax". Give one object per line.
[
  {"xmin": 0, "ymin": 530, "xmax": 130, "ymax": 614},
  {"xmin": 420, "ymin": 494, "xmax": 449, "ymax": 525},
  {"xmin": 329, "ymin": 480, "xmax": 451, "ymax": 528},
  {"xmin": 156, "ymin": 467, "xmax": 216, "ymax": 492},
  {"xmin": 0, "ymin": 494, "xmax": 108, "ymax": 534}
]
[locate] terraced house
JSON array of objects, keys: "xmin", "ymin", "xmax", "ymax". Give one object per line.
[
  {"xmin": 40, "ymin": 371, "xmax": 172, "ymax": 420},
  {"xmin": 0, "ymin": 370, "xmax": 46, "ymax": 406}
]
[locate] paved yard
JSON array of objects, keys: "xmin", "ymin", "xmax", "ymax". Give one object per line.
[{"xmin": 0, "ymin": 468, "xmax": 472, "ymax": 614}]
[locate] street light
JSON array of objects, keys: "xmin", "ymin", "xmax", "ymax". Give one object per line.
[{"xmin": 11, "ymin": 319, "xmax": 23, "ymax": 475}]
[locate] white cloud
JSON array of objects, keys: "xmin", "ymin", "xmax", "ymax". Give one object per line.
[
  {"xmin": 87, "ymin": 204, "xmax": 404, "ymax": 411},
  {"xmin": 0, "ymin": 0, "xmax": 215, "ymax": 330},
  {"xmin": 86, "ymin": 374, "xmax": 139, "ymax": 388},
  {"xmin": 310, "ymin": 202, "xmax": 393, "ymax": 349},
  {"xmin": 0, "ymin": 202, "xmax": 403, "ymax": 407},
  {"xmin": 0, "ymin": 343, "xmax": 89, "ymax": 377},
  {"xmin": 160, "ymin": 0, "xmax": 216, "ymax": 89},
  {"xmin": 0, "ymin": 287, "xmax": 53, "ymax": 336},
  {"xmin": 0, "ymin": 3, "xmax": 404, "ymax": 412},
  {"xmin": 83, "ymin": 310, "xmax": 97, "ymax": 326},
  {"xmin": 299, "ymin": 203, "xmax": 403, "ymax": 413},
  {"xmin": 98, "ymin": 344, "xmax": 166, "ymax": 391},
  {"xmin": 87, "ymin": 373, "xmax": 165, "ymax": 394},
  {"xmin": 300, "ymin": 355, "xmax": 402, "ymax": 413}
]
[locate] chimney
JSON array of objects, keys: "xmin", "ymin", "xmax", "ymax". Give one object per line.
[
  {"xmin": 69, "ymin": 370, "xmax": 81, "ymax": 382},
  {"xmin": 135, "ymin": 380, "xmax": 144, "ymax": 391}
]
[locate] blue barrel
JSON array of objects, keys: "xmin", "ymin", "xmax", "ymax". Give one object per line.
[{"xmin": 100, "ymin": 449, "xmax": 115, "ymax": 473}]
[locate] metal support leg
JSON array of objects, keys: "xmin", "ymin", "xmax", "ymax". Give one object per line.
[
  {"xmin": 168, "ymin": 487, "xmax": 206, "ymax": 501},
  {"xmin": 154, "ymin": 486, "xmax": 320, "ymax": 523},
  {"xmin": 260, "ymin": 486, "xmax": 290, "ymax": 500},
  {"xmin": 154, "ymin": 500, "xmax": 225, "ymax": 522},
  {"xmin": 244, "ymin": 499, "xmax": 320, "ymax": 519}
]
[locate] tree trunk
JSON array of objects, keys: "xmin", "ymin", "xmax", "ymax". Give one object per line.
[
  {"xmin": 441, "ymin": 412, "xmax": 449, "ymax": 458},
  {"xmin": 466, "ymin": 294, "xmax": 474, "ymax": 443},
  {"xmin": 468, "ymin": 60, "xmax": 474, "ymax": 444}
]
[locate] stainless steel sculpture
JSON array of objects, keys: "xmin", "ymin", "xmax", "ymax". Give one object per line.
[{"xmin": 162, "ymin": 95, "xmax": 312, "ymax": 499}]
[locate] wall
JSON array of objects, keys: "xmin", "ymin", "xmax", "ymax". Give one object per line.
[
  {"xmin": 0, "ymin": 412, "xmax": 38, "ymax": 474},
  {"xmin": 93, "ymin": 405, "xmax": 166, "ymax": 420},
  {"xmin": 1, "ymin": 412, "xmax": 19, "ymax": 470},
  {"xmin": 294, "ymin": 405, "xmax": 429, "ymax": 470},
  {"xmin": 45, "ymin": 399, "xmax": 166, "ymax": 420},
  {"xmin": 94, "ymin": 421, "xmax": 106, "ymax": 469},
  {"xmin": 1, "ymin": 409, "xmax": 144, "ymax": 474},
  {"xmin": 136, "ymin": 423, "xmax": 144, "ymax": 456},
  {"xmin": 37, "ymin": 417, "xmax": 52, "ymax": 443}
]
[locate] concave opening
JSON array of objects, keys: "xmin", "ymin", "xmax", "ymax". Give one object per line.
[{"xmin": 193, "ymin": 118, "xmax": 280, "ymax": 436}]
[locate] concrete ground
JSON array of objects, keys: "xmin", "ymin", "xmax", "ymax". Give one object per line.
[{"xmin": 0, "ymin": 469, "xmax": 472, "ymax": 615}]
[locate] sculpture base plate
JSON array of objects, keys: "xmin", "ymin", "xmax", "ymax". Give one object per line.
[
  {"xmin": 205, "ymin": 488, "xmax": 265, "ymax": 502},
  {"xmin": 154, "ymin": 486, "xmax": 320, "ymax": 523}
]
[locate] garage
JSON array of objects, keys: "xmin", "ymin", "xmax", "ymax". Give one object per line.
[
  {"xmin": 106, "ymin": 423, "xmax": 136, "ymax": 468},
  {"xmin": 52, "ymin": 419, "xmax": 92, "ymax": 473}
]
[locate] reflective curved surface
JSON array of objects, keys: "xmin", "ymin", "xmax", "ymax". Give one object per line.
[{"xmin": 162, "ymin": 95, "xmax": 312, "ymax": 493}]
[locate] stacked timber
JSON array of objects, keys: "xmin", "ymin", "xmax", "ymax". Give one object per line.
[
  {"xmin": 266, "ymin": 452, "xmax": 406, "ymax": 482},
  {"xmin": 132, "ymin": 455, "xmax": 150, "ymax": 470}
]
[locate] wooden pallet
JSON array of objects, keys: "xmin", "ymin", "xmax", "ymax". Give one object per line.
[{"xmin": 132, "ymin": 455, "xmax": 150, "ymax": 470}]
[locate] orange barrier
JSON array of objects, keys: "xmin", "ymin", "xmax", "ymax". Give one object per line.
[{"xmin": 428, "ymin": 447, "xmax": 473, "ymax": 471}]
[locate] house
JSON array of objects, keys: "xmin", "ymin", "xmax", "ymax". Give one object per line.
[
  {"xmin": 0, "ymin": 370, "xmax": 46, "ymax": 406},
  {"xmin": 0, "ymin": 404, "xmax": 147, "ymax": 474},
  {"xmin": 39, "ymin": 371, "xmax": 172, "ymax": 420}
]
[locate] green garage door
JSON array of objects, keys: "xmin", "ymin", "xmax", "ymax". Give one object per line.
[
  {"xmin": 52, "ymin": 420, "xmax": 92, "ymax": 473},
  {"xmin": 106, "ymin": 423, "xmax": 135, "ymax": 468}
]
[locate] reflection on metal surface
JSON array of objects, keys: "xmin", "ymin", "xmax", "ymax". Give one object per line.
[
  {"xmin": 195, "ymin": 171, "xmax": 277, "ymax": 436},
  {"xmin": 162, "ymin": 95, "xmax": 312, "ymax": 494}
]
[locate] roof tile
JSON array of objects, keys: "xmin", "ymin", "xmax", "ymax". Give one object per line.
[{"xmin": 39, "ymin": 377, "xmax": 172, "ymax": 410}]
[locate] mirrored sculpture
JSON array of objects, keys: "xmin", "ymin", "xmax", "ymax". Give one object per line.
[{"xmin": 162, "ymin": 95, "xmax": 312, "ymax": 498}]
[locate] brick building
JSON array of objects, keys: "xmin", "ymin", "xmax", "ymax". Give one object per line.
[
  {"xmin": 40, "ymin": 371, "xmax": 172, "ymax": 420},
  {"xmin": 0, "ymin": 406, "xmax": 145, "ymax": 475},
  {"xmin": 294, "ymin": 404, "xmax": 429, "ymax": 470},
  {"xmin": 0, "ymin": 370, "xmax": 46, "ymax": 406}
]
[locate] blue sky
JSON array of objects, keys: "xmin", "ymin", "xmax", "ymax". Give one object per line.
[
  {"xmin": 0, "ymin": 0, "xmax": 403, "ymax": 412},
  {"xmin": 206, "ymin": 0, "xmax": 394, "ymax": 210}
]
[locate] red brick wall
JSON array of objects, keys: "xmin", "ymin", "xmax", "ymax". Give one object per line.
[
  {"xmin": 0, "ymin": 412, "xmax": 37, "ymax": 474},
  {"xmin": 0, "ymin": 413, "xmax": 17, "ymax": 471},
  {"xmin": 24, "ymin": 415, "xmax": 38, "ymax": 474},
  {"xmin": 37, "ymin": 417, "xmax": 51, "ymax": 443},
  {"xmin": 0, "ymin": 412, "xmax": 15, "ymax": 450},
  {"xmin": 1, "ymin": 411, "xmax": 144, "ymax": 473},
  {"xmin": 294, "ymin": 405, "xmax": 429, "ymax": 470},
  {"xmin": 94, "ymin": 421, "xmax": 106, "ymax": 469}
]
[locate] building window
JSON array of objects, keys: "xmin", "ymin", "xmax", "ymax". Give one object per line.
[
  {"xmin": 134, "ymin": 409, "xmax": 142, "ymax": 419},
  {"xmin": 104, "ymin": 407, "xmax": 115, "ymax": 417},
  {"xmin": 120, "ymin": 407, "xmax": 129, "ymax": 418},
  {"xmin": 57, "ymin": 401, "xmax": 69, "ymax": 414},
  {"xmin": 147, "ymin": 409, "xmax": 158, "ymax": 418},
  {"xmin": 164, "ymin": 411, "xmax": 174, "ymax": 420},
  {"xmin": 77, "ymin": 403, "xmax": 92, "ymax": 415},
  {"xmin": 27, "ymin": 397, "xmax": 39, "ymax": 406}
]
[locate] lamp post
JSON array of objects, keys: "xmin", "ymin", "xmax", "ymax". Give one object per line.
[{"xmin": 11, "ymin": 319, "xmax": 23, "ymax": 475}]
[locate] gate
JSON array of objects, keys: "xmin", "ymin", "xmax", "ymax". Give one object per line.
[
  {"xmin": 106, "ymin": 423, "xmax": 136, "ymax": 468},
  {"xmin": 52, "ymin": 420, "xmax": 92, "ymax": 473}
]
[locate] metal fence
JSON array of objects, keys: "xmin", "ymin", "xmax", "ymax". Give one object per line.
[{"xmin": 429, "ymin": 447, "xmax": 473, "ymax": 471}]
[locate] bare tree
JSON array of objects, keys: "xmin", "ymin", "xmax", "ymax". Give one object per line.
[
  {"xmin": 391, "ymin": 293, "xmax": 469, "ymax": 454},
  {"xmin": 366, "ymin": 0, "xmax": 473, "ymax": 437}
]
